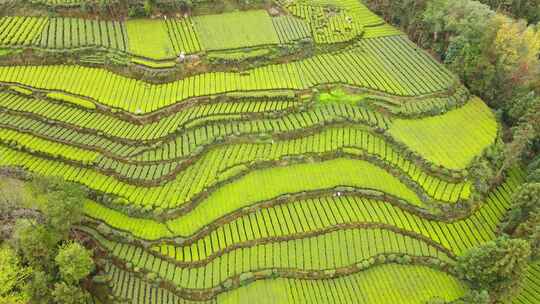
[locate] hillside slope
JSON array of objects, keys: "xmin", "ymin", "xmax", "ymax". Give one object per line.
[{"xmin": 0, "ymin": 1, "xmax": 523, "ymax": 303}]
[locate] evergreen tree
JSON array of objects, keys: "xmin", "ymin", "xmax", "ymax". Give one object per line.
[{"xmin": 456, "ymin": 237, "xmax": 531, "ymax": 302}]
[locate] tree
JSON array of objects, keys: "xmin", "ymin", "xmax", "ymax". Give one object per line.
[
  {"xmin": 486, "ymin": 15, "xmax": 540, "ymax": 106},
  {"xmin": 0, "ymin": 246, "xmax": 29, "ymax": 304},
  {"xmin": 51, "ymin": 242, "xmax": 94, "ymax": 304},
  {"xmin": 52, "ymin": 282, "xmax": 89, "ymax": 304},
  {"xmin": 500, "ymin": 122, "xmax": 535, "ymax": 175},
  {"xmin": 456, "ymin": 290, "xmax": 490, "ymax": 304},
  {"xmin": 514, "ymin": 211, "xmax": 540, "ymax": 257},
  {"xmin": 427, "ymin": 289, "xmax": 490, "ymax": 303},
  {"xmin": 469, "ymin": 158, "xmax": 495, "ymax": 197},
  {"xmin": 10, "ymin": 220, "xmax": 60, "ymax": 270},
  {"xmin": 0, "ymin": 178, "xmax": 25, "ymax": 215},
  {"xmin": 423, "ymin": 0, "xmax": 493, "ymax": 56},
  {"xmin": 502, "ymin": 92, "xmax": 540, "ymax": 172},
  {"xmin": 363, "ymin": 0, "xmax": 430, "ymax": 44},
  {"xmin": 501, "ymin": 183, "xmax": 540, "ymax": 256},
  {"xmin": 1, "ymin": 174, "xmax": 94, "ymax": 303},
  {"xmin": 479, "ymin": 0, "xmax": 540, "ymax": 24},
  {"xmin": 365, "ymin": 0, "xmax": 540, "ymax": 104},
  {"xmin": 368, "ymin": 0, "xmax": 540, "ymax": 139},
  {"xmin": 0, "ymin": 177, "xmax": 33, "ymax": 241},
  {"xmin": 507, "ymin": 91, "xmax": 540, "ymax": 123},
  {"xmin": 456, "ymin": 237, "xmax": 531, "ymax": 302},
  {"xmin": 528, "ymin": 169, "xmax": 540, "ymax": 182},
  {"xmin": 25, "ymin": 270, "xmax": 53, "ymax": 304},
  {"xmin": 423, "ymin": 2, "xmax": 540, "ymax": 111},
  {"xmin": 502, "ymin": 183, "xmax": 540, "ymax": 233},
  {"xmin": 143, "ymin": 0, "xmax": 154, "ymax": 16},
  {"xmin": 55, "ymin": 242, "xmax": 94, "ymax": 284},
  {"xmin": 42, "ymin": 185, "xmax": 86, "ymax": 239},
  {"xmin": 29, "ymin": 175, "xmax": 86, "ymax": 239}
]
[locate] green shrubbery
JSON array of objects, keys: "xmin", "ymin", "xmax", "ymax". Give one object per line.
[
  {"xmin": 0, "ymin": 175, "xmax": 95, "ymax": 304},
  {"xmin": 455, "ymin": 237, "xmax": 531, "ymax": 302},
  {"xmin": 501, "ymin": 165, "xmax": 540, "ymax": 257}
]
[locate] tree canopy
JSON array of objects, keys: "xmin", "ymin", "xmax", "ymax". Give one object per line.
[
  {"xmin": 456, "ymin": 237, "xmax": 531, "ymax": 302},
  {"xmin": 0, "ymin": 175, "xmax": 94, "ymax": 304}
]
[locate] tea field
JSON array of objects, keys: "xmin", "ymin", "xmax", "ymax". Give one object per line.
[{"xmin": 0, "ymin": 0, "xmax": 537, "ymax": 303}]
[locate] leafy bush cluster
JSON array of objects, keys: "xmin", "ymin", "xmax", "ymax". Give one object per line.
[{"xmin": 0, "ymin": 175, "xmax": 95, "ymax": 304}]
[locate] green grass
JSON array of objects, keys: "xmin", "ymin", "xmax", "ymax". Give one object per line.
[
  {"xmin": 130, "ymin": 57, "xmax": 176, "ymax": 68},
  {"xmin": 129, "ymin": 124, "xmax": 468, "ymax": 200},
  {"xmin": 83, "ymin": 201, "xmax": 164, "ymax": 240},
  {"xmin": 280, "ymin": 0, "xmax": 393, "ymax": 44},
  {"xmin": 103, "ymin": 262, "xmax": 205, "ymax": 304},
  {"xmin": 46, "ymin": 92, "xmax": 96, "ymax": 110},
  {"xmin": 207, "ymin": 48, "xmax": 271, "ymax": 61},
  {"xmin": 31, "ymin": 0, "xmax": 83, "ymax": 5},
  {"xmin": 0, "ymin": 17, "xmax": 48, "ymax": 46},
  {"xmin": 287, "ymin": 3, "xmax": 365, "ymax": 44},
  {"xmin": 194, "ymin": 10, "xmax": 280, "ymax": 50},
  {"xmin": 0, "ymin": 48, "xmax": 14, "ymax": 57},
  {"xmin": 101, "ymin": 262, "xmax": 466, "ymax": 303},
  {"xmin": 84, "ymin": 169, "xmax": 521, "ymax": 261},
  {"xmin": 158, "ymin": 226, "xmax": 452, "ymax": 265},
  {"xmin": 513, "ymin": 260, "xmax": 540, "ymax": 304},
  {"xmin": 166, "ymin": 158, "xmax": 423, "ymax": 235},
  {"xmin": 95, "ymin": 225, "xmax": 450, "ymax": 289},
  {"xmin": 164, "ymin": 17, "xmax": 202, "ymax": 54},
  {"xmin": 0, "ymin": 127, "xmax": 98, "ymax": 164},
  {"xmin": 272, "ymin": 15, "xmax": 311, "ymax": 43},
  {"xmin": 218, "ymin": 264, "xmax": 467, "ymax": 304},
  {"xmin": 131, "ymin": 125, "xmax": 470, "ymax": 203},
  {"xmin": 0, "ymin": 35, "xmax": 456, "ymax": 114},
  {"xmin": 317, "ymin": 88, "xmax": 368, "ymax": 105},
  {"xmin": 0, "ymin": 107, "xmax": 472, "ymax": 211},
  {"xmin": 84, "ymin": 201, "xmax": 172, "ymax": 240},
  {"xmin": 389, "ymin": 98, "xmax": 498, "ymax": 170},
  {"xmin": 9, "ymin": 85, "xmax": 33, "ymax": 95},
  {"xmin": 0, "ymin": 91, "xmax": 301, "ymax": 141},
  {"xmin": 0, "ymin": 145, "xmax": 424, "ymax": 211},
  {"xmin": 37, "ymin": 18, "xmax": 127, "ymax": 51},
  {"xmin": 363, "ymin": 23, "xmax": 404, "ymax": 39},
  {"xmin": 126, "ymin": 19, "xmax": 175, "ymax": 60}
]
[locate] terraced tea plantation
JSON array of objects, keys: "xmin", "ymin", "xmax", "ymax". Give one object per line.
[{"xmin": 0, "ymin": 0, "xmax": 536, "ymax": 303}]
